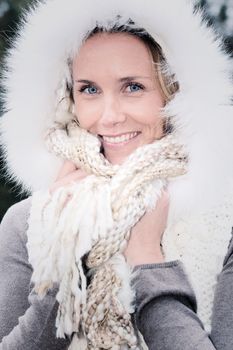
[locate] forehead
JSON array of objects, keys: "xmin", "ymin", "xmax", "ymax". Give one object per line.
[{"xmin": 73, "ymin": 33, "xmax": 154, "ymax": 77}]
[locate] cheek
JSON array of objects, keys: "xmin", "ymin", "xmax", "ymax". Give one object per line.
[
  {"xmin": 130, "ymin": 93, "xmax": 164, "ymax": 125},
  {"xmin": 74, "ymin": 98, "xmax": 100, "ymax": 130},
  {"xmin": 133, "ymin": 94, "xmax": 164, "ymax": 141},
  {"xmin": 73, "ymin": 92, "xmax": 164, "ymax": 131}
]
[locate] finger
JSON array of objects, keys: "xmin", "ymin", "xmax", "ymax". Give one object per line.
[
  {"xmin": 160, "ymin": 190, "xmax": 170, "ymax": 205},
  {"xmin": 55, "ymin": 160, "xmax": 77, "ymax": 181},
  {"xmin": 50, "ymin": 169, "xmax": 88, "ymax": 194},
  {"xmin": 156, "ymin": 188, "xmax": 169, "ymax": 206}
]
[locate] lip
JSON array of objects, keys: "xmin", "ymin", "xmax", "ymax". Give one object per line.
[
  {"xmin": 99, "ymin": 131, "xmax": 141, "ymax": 148},
  {"xmin": 99, "ymin": 131, "xmax": 140, "ymax": 137}
]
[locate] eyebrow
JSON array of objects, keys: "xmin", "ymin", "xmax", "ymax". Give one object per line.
[{"xmin": 74, "ymin": 76, "xmax": 151, "ymax": 84}]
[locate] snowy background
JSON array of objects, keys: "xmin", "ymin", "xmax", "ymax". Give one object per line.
[{"xmin": 0, "ymin": 0, "xmax": 232, "ymax": 219}]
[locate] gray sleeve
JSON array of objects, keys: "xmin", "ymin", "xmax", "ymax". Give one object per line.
[
  {"xmin": 132, "ymin": 261, "xmax": 216, "ymax": 350},
  {"xmin": 0, "ymin": 199, "xmax": 70, "ymax": 350},
  {"xmin": 211, "ymin": 233, "xmax": 233, "ymax": 349}
]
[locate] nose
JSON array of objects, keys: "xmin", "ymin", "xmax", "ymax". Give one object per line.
[{"xmin": 100, "ymin": 95, "xmax": 126, "ymax": 127}]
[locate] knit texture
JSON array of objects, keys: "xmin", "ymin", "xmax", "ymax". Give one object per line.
[
  {"xmin": 26, "ymin": 121, "xmax": 187, "ymax": 350},
  {"xmin": 163, "ymin": 194, "xmax": 233, "ymax": 332}
]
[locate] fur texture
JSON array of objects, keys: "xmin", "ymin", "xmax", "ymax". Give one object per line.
[{"xmin": 0, "ymin": 0, "xmax": 233, "ymax": 219}]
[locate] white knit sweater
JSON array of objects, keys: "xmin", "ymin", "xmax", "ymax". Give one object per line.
[{"xmin": 164, "ymin": 189, "xmax": 233, "ymax": 332}]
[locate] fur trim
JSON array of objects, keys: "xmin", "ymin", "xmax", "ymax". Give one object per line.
[{"xmin": 1, "ymin": 0, "xmax": 233, "ymax": 217}]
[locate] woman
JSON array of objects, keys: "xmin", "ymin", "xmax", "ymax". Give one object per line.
[{"xmin": 0, "ymin": 0, "xmax": 233, "ymax": 349}]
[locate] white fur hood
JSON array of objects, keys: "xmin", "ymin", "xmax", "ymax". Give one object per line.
[{"xmin": 1, "ymin": 0, "xmax": 233, "ymax": 217}]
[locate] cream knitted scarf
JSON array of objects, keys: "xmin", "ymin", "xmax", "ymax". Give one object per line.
[{"xmin": 26, "ymin": 120, "xmax": 187, "ymax": 349}]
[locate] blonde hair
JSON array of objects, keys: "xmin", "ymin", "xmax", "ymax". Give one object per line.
[{"xmin": 145, "ymin": 39, "xmax": 179, "ymax": 102}]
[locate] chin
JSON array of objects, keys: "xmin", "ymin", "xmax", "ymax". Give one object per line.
[{"xmin": 105, "ymin": 154, "xmax": 127, "ymax": 165}]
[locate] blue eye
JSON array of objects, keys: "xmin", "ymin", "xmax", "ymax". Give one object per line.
[
  {"xmin": 126, "ymin": 83, "xmax": 144, "ymax": 93},
  {"xmin": 79, "ymin": 85, "xmax": 98, "ymax": 94}
]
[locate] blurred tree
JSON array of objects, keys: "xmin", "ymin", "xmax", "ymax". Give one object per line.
[
  {"xmin": 0, "ymin": 0, "xmax": 232, "ymax": 220},
  {"xmin": 0, "ymin": 0, "xmax": 33, "ymax": 56},
  {"xmin": 0, "ymin": 0, "xmax": 33, "ymax": 220},
  {"xmin": 196, "ymin": 0, "xmax": 233, "ymax": 51}
]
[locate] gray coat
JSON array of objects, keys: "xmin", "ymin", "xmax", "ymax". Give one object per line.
[{"xmin": 0, "ymin": 198, "xmax": 232, "ymax": 349}]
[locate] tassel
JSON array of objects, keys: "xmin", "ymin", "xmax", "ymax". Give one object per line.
[{"xmin": 68, "ymin": 333, "xmax": 88, "ymax": 350}]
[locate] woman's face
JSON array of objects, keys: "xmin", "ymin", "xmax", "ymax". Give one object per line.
[{"xmin": 72, "ymin": 33, "xmax": 165, "ymax": 165}]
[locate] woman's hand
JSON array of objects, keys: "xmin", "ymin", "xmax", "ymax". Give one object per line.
[
  {"xmin": 123, "ymin": 191, "xmax": 169, "ymax": 267},
  {"xmin": 50, "ymin": 163, "xmax": 168, "ymax": 267},
  {"xmin": 49, "ymin": 160, "xmax": 88, "ymax": 193}
]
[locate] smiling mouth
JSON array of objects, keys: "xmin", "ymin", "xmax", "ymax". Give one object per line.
[{"xmin": 99, "ymin": 132, "xmax": 141, "ymax": 145}]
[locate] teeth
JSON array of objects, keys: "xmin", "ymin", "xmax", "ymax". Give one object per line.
[{"xmin": 103, "ymin": 132, "xmax": 138, "ymax": 144}]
